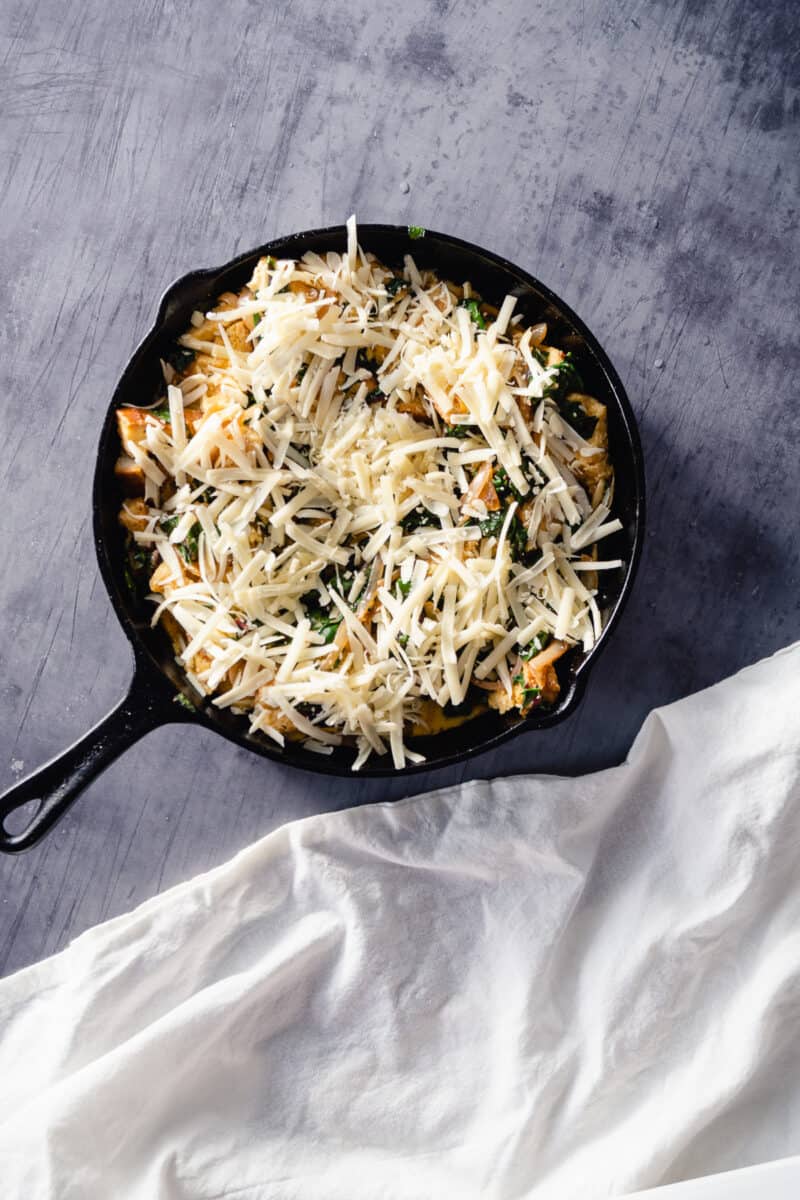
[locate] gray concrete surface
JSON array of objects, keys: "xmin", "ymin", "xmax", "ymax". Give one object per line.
[{"xmin": 1, "ymin": 0, "xmax": 798, "ymax": 975}]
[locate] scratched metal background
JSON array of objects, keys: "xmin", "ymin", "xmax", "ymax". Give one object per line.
[{"xmin": 1, "ymin": 0, "xmax": 798, "ymax": 974}]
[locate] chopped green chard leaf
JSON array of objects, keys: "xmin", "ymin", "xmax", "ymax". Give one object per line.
[
  {"xmin": 317, "ymin": 560, "xmax": 362, "ymax": 609},
  {"xmin": 542, "ymin": 352, "xmax": 585, "ymax": 402},
  {"xmin": 408, "ymin": 225, "xmax": 425, "ymax": 240},
  {"xmin": 477, "ymin": 510, "xmax": 505, "ymax": 538},
  {"xmin": 178, "ymin": 522, "xmax": 202, "ymax": 563},
  {"xmin": 319, "ymin": 559, "xmax": 359, "ymax": 602},
  {"xmin": 492, "ymin": 466, "xmax": 528, "ymax": 503},
  {"xmin": 129, "ymin": 546, "xmax": 151, "ymax": 580},
  {"xmin": 474, "ymin": 508, "xmax": 529, "ymax": 562},
  {"xmin": 385, "ymin": 276, "xmax": 407, "ymax": 296},
  {"xmin": 559, "ymin": 399, "xmax": 597, "ymax": 440},
  {"xmin": 160, "ymin": 515, "xmax": 201, "ymax": 562},
  {"xmin": 512, "ymin": 674, "xmax": 542, "ymax": 707},
  {"xmin": 508, "ymin": 517, "xmax": 529, "ymax": 561},
  {"xmin": 160, "ymin": 514, "xmax": 180, "ymax": 536},
  {"xmin": 401, "ymin": 506, "xmax": 439, "ymax": 533},
  {"xmin": 459, "ymin": 298, "xmax": 486, "ymax": 330},
  {"xmin": 519, "ymin": 630, "xmax": 552, "ymax": 659},
  {"xmin": 308, "ymin": 609, "xmax": 342, "ymax": 644}
]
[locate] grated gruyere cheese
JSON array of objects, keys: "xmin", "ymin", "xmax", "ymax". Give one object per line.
[{"xmin": 116, "ymin": 218, "xmax": 621, "ymax": 768}]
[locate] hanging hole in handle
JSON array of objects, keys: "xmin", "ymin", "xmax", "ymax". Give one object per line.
[{"xmin": 2, "ymin": 798, "xmax": 43, "ymax": 838}]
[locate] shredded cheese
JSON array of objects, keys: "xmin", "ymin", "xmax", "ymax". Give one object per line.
[{"xmin": 115, "ymin": 218, "xmax": 621, "ymax": 767}]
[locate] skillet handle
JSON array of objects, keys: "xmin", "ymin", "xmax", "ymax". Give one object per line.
[{"xmin": 0, "ymin": 669, "xmax": 185, "ymax": 854}]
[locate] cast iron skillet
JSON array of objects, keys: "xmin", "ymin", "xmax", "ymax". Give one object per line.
[{"xmin": 0, "ymin": 224, "xmax": 645, "ymax": 853}]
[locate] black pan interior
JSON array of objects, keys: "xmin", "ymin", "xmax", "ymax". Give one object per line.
[{"xmin": 93, "ymin": 224, "xmax": 645, "ymax": 776}]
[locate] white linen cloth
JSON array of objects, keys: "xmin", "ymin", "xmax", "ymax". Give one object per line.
[
  {"xmin": 623, "ymin": 1155, "xmax": 800, "ymax": 1199},
  {"xmin": 1, "ymin": 644, "xmax": 799, "ymax": 1199}
]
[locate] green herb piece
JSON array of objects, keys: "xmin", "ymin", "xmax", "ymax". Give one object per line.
[
  {"xmin": 150, "ymin": 404, "xmax": 172, "ymax": 421},
  {"xmin": 175, "ymin": 693, "xmax": 195, "ymax": 711},
  {"xmin": 532, "ymin": 347, "xmax": 547, "ymax": 367},
  {"xmin": 308, "ymin": 609, "xmax": 342, "ymax": 644},
  {"xmin": 477, "ymin": 510, "xmax": 505, "ymax": 538},
  {"xmin": 459, "ymin": 297, "xmax": 486, "ymax": 329},
  {"xmin": 408, "ymin": 225, "xmax": 425, "ymax": 240},
  {"xmin": 334, "ymin": 562, "xmax": 359, "ymax": 604},
  {"xmin": 519, "ymin": 630, "xmax": 552, "ymax": 660},
  {"xmin": 178, "ymin": 522, "xmax": 202, "ymax": 563},
  {"xmin": 385, "ymin": 276, "xmax": 407, "ymax": 296},
  {"xmin": 307, "ymin": 568, "xmax": 361, "ymax": 615},
  {"xmin": 508, "ymin": 516, "xmax": 529, "ymax": 561},
  {"xmin": 512, "ymin": 674, "xmax": 541, "ymax": 708},
  {"xmin": 397, "ymin": 633, "xmax": 409, "ymax": 649},
  {"xmin": 130, "ymin": 544, "xmax": 150, "ymax": 573},
  {"xmin": 443, "ymin": 423, "xmax": 473, "ymax": 439},
  {"xmin": 542, "ymin": 351, "xmax": 585, "ymax": 403},
  {"xmin": 492, "ymin": 466, "xmax": 528, "ymax": 503},
  {"xmin": 395, "ymin": 579, "xmax": 413, "ymax": 599},
  {"xmin": 160, "ymin": 515, "xmax": 201, "ymax": 562},
  {"xmin": 474, "ymin": 508, "xmax": 529, "ymax": 562},
  {"xmin": 320, "ymin": 559, "xmax": 354, "ymax": 592},
  {"xmin": 252, "ymin": 311, "xmax": 262, "ymax": 328},
  {"xmin": 166, "ymin": 344, "xmax": 195, "ymax": 372},
  {"xmin": 160, "ymin": 514, "xmax": 180, "ymax": 536},
  {"xmin": 559, "ymin": 399, "xmax": 597, "ymax": 440},
  {"xmin": 401, "ymin": 505, "xmax": 439, "ymax": 534},
  {"xmin": 540, "ymin": 353, "xmax": 598, "ymax": 436}
]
